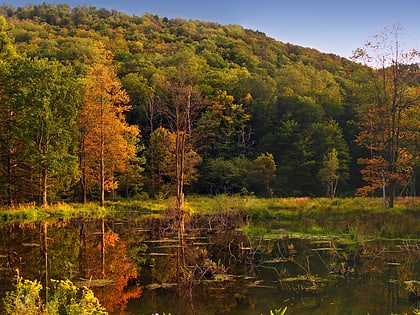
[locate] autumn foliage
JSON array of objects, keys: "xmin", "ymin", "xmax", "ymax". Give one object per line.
[{"xmin": 79, "ymin": 61, "xmax": 139, "ymax": 205}]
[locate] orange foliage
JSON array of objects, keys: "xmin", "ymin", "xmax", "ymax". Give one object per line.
[
  {"xmin": 356, "ymin": 156, "xmax": 386, "ymax": 196},
  {"xmin": 79, "ymin": 62, "xmax": 139, "ymax": 196},
  {"xmin": 356, "ymin": 148, "xmax": 414, "ymax": 197},
  {"xmin": 81, "ymin": 227, "xmax": 142, "ymax": 314}
]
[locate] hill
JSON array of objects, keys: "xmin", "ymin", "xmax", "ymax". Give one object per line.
[{"xmin": 0, "ymin": 3, "xmax": 418, "ymax": 203}]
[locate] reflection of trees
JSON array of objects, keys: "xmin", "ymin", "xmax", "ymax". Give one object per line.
[
  {"xmin": 2, "ymin": 218, "xmax": 420, "ymax": 314},
  {"xmin": 134, "ymin": 279, "xmax": 253, "ymax": 315},
  {"xmin": 0, "ymin": 219, "xmax": 143, "ymax": 314},
  {"xmin": 78, "ymin": 219, "xmax": 141, "ymax": 315},
  {"xmin": 1, "ymin": 222, "xmax": 49, "ymax": 280},
  {"xmin": 136, "ymin": 215, "xmax": 255, "ymax": 314},
  {"xmin": 1, "ymin": 219, "xmax": 142, "ymax": 314}
]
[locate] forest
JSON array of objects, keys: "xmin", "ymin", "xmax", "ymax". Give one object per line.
[{"xmin": 0, "ymin": 3, "xmax": 418, "ymax": 208}]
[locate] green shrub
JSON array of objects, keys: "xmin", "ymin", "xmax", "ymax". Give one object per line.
[
  {"xmin": 3, "ymin": 274, "xmax": 42, "ymax": 315},
  {"xmin": 3, "ymin": 272, "xmax": 107, "ymax": 315}
]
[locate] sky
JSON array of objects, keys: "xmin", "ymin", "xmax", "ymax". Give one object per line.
[{"xmin": 1, "ymin": 0, "xmax": 420, "ymax": 58}]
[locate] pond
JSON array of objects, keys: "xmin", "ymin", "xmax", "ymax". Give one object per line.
[{"xmin": 0, "ymin": 213, "xmax": 419, "ymax": 315}]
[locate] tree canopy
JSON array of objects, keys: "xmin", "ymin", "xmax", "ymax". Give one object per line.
[{"xmin": 0, "ymin": 4, "xmax": 418, "ymax": 206}]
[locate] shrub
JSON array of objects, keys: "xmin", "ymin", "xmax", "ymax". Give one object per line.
[{"xmin": 3, "ymin": 272, "xmax": 107, "ymax": 315}]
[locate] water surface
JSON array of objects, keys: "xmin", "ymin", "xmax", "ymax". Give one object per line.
[{"xmin": 0, "ymin": 215, "xmax": 419, "ymax": 314}]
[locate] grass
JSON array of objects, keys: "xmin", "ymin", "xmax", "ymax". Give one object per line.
[
  {"xmin": 0, "ymin": 199, "xmax": 169, "ymax": 223},
  {"xmin": 1, "ymin": 196, "xmax": 419, "ymax": 240},
  {"xmin": 186, "ymin": 195, "xmax": 420, "ymax": 240}
]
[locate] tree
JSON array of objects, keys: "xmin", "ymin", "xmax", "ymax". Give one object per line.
[
  {"xmin": 0, "ymin": 16, "xmax": 20, "ymax": 206},
  {"xmin": 0, "ymin": 16, "xmax": 17, "ymax": 60},
  {"xmin": 79, "ymin": 61, "xmax": 139, "ymax": 206},
  {"xmin": 161, "ymin": 55, "xmax": 206, "ymax": 212},
  {"xmin": 118, "ymin": 147, "xmax": 145, "ymax": 200},
  {"xmin": 196, "ymin": 90, "xmax": 251, "ymax": 158},
  {"xmin": 319, "ymin": 149, "xmax": 339, "ymax": 198},
  {"xmin": 352, "ymin": 24, "xmax": 420, "ymax": 207},
  {"xmin": 252, "ymin": 153, "xmax": 276, "ymax": 197},
  {"xmin": 146, "ymin": 126, "xmax": 176, "ymax": 197},
  {"xmin": 122, "ymin": 72, "xmax": 164, "ymax": 138},
  {"xmin": 197, "ymin": 156, "xmax": 253, "ymax": 195},
  {"xmin": 1, "ymin": 58, "xmax": 80, "ymax": 207}
]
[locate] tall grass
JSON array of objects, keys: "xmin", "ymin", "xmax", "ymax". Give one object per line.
[
  {"xmin": 1, "ymin": 196, "xmax": 419, "ymax": 239},
  {"xmin": 187, "ymin": 195, "xmax": 420, "ymax": 239}
]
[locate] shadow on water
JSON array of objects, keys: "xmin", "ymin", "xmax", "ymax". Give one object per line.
[{"xmin": 0, "ymin": 213, "xmax": 419, "ymax": 315}]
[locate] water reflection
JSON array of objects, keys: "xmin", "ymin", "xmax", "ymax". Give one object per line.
[
  {"xmin": 0, "ymin": 216, "xmax": 419, "ymax": 315},
  {"xmin": 0, "ymin": 218, "xmax": 141, "ymax": 315}
]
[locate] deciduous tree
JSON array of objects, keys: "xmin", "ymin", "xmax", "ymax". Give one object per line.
[
  {"xmin": 1, "ymin": 58, "xmax": 80, "ymax": 207},
  {"xmin": 79, "ymin": 60, "xmax": 139, "ymax": 206},
  {"xmin": 352, "ymin": 24, "xmax": 420, "ymax": 207},
  {"xmin": 161, "ymin": 52, "xmax": 207, "ymax": 212},
  {"xmin": 146, "ymin": 126, "xmax": 176, "ymax": 197},
  {"xmin": 252, "ymin": 153, "xmax": 276, "ymax": 197},
  {"xmin": 319, "ymin": 149, "xmax": 339, "ymax": 198},
  {"xmin": 0, "ymin": 16, "xmax": 21, "ymax": 206}
]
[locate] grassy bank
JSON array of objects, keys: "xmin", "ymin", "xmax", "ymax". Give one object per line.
[
  {"xmin": 1, "ymin": 196, "xmax": 419, "ymax": 239},
  {"xmin": 0, "ymin": 200, "xmax": 167, "ymax": 223},
  {"xmin": 186, "ymin": 195, "xmax": 420, "ymax": 239}
]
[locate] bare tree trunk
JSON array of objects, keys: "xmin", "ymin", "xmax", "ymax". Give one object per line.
[
  {"xmin": 81, "ymin": 174, "xmax": 87, "ymax": 204},
  {"xmin": 100, "ymin": 95, "xmax": 105, "ymax": 207},
  {"xmin": 382, "ymin": 171, "xmax": 387, "ymax": 209},
  {"xmin": 41, "ymin": 168, "xmax": 48, "ymax": 207},
  {"xmin": 7, "ymin": 153, "xmax": 14, "ymax": 208},
  {"xmin": 80, "ymin": 137, "xmax": 88, "ymax": 204}
]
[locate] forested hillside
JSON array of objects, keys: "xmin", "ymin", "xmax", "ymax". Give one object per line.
[{"xmin": 0, "ymin": 4, "xmax": 418, "ymax": 206}]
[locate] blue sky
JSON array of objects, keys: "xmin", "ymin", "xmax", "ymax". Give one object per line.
[{"xmin": 2, "ymin": 0, "xmax": 420, "ymax": 58}]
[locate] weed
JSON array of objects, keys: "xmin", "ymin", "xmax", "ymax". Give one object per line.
[{"xmin": 3, "ymin": 270, "xmax": 107, "ymax": 314}]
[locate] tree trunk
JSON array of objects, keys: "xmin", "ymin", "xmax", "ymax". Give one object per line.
[
  {"xmin": 81, "ymin": 175, "xmax": 87, "ymax": 204},
  {"xmin": 382, "ymin": 171, "xmax": 387, "ymax": 209},
  {"xmin": 389, "ymin": 179, "xmax": 395, "ymax": 208},
  {"xmin": 100, "ymin": 145, "xmax": 105, "ymax": 207},
  {"xmin": 7, "ymin": 153, "xmax": 14, "ymax": 208},
  {"xmin": 41, "ymin": 168, "xmax": 48, "ymax": 207},
  {"xmin": 100, "ymin": 95, "xmax": 105, "ymax": 207},
  {"xmin": 80, "ymin": 137, "xmax": 88, "ymax": 204},
  {"xmin": 175, "ymin": 131, "xmax": 185, "ymax": 235}
]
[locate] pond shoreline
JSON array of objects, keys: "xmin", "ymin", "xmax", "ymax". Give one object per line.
[
  {"xmin": 1, "ymin": 198, "xmax": 419, "ymax": 315},
  {"xmin": 1, "ymin": 196, "xmax": 419, "ymax": 240}
]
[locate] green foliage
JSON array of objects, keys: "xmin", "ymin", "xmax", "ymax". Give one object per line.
[
  {"xmin": 0, "ymin": 3, "xmax": 417, "ymax": 203},
  {"xmin": 3, "ymin": 273, "xmax": 42, "ymax": 314},
  {"xmin": 0, "ymin": 56, "xmax": 81, "ymax": 206},
  {"xmin": 270, "ymin": 307, "xmax": 288, "ymax": 315},
  {"xmin": 45, "ymin": 279, "xmax": 106, "ymax": 315},
  {"xmin": 319, "ymin": 149, "xmax": 339, "ymax": 198},
  {"xmin": 3, "ymin": 273, "xmax": 107, "ymax": 315},
  {"xmin": 0, "ymin": 16, "xmax": 17, "ymax": 61},
  {"xmin": 259, "ymin": 307, "xmax": 288, "ymax": 315},
  {"xmin": 197, "ymin": 156, "xmax": 253, "ymax": 195}
]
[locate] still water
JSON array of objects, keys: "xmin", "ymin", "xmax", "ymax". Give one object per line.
[{"xmin": 0, "ymin": 215, "xmax": 419, "ymax": 315}]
